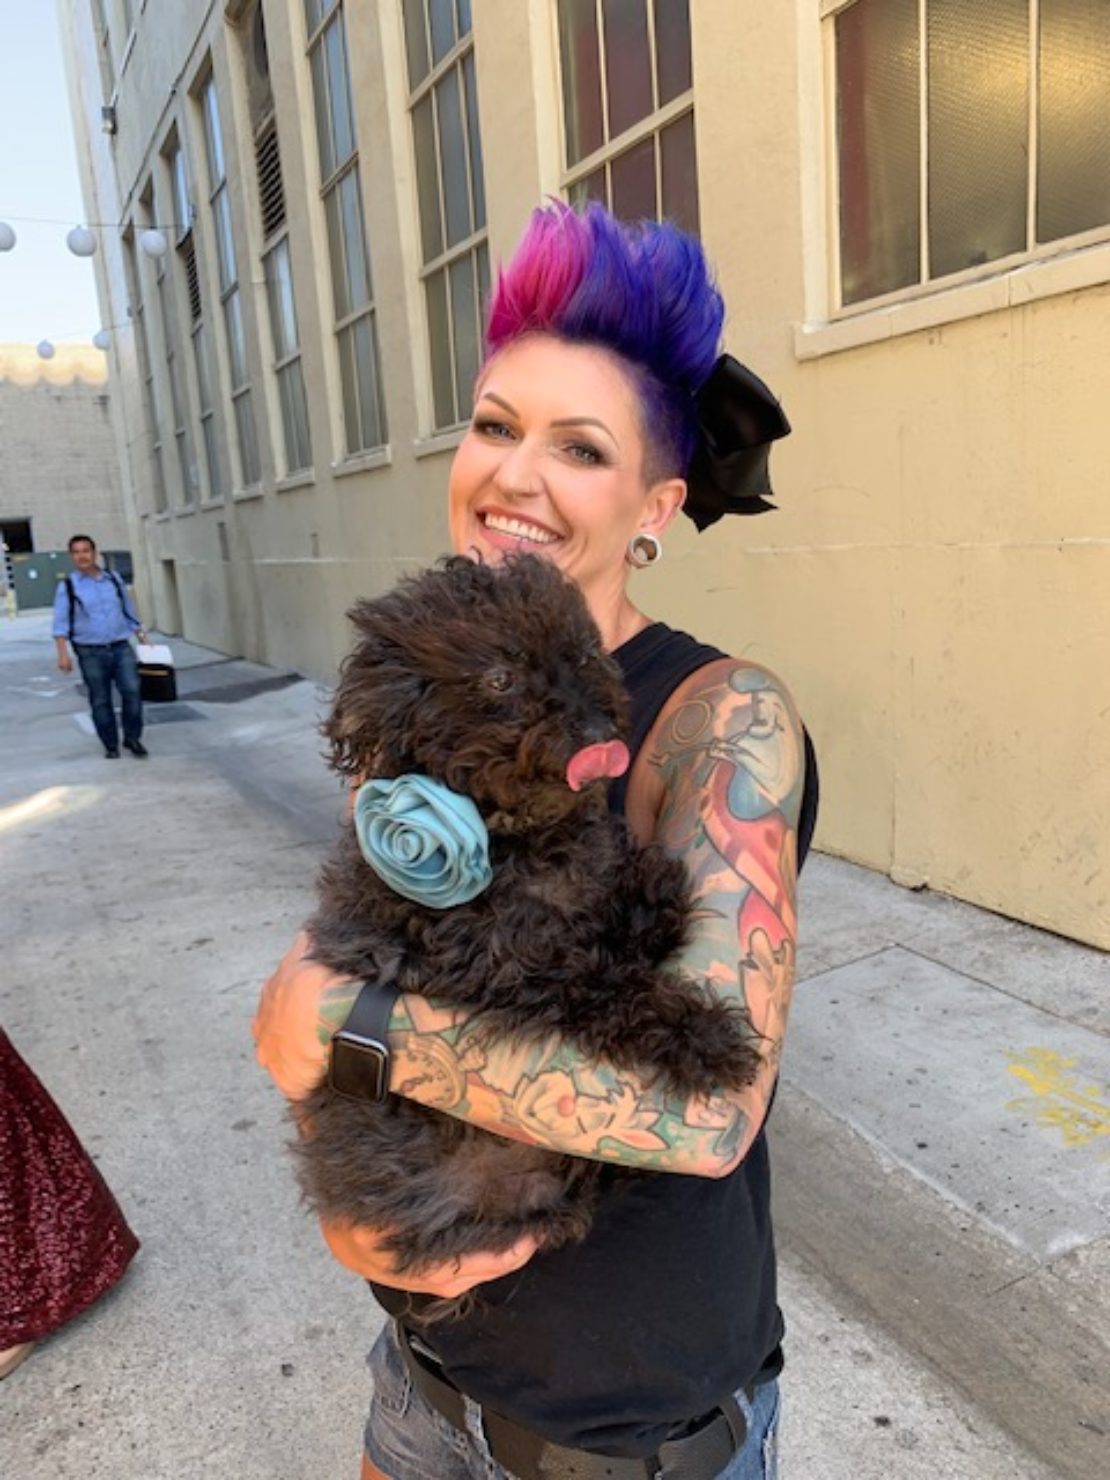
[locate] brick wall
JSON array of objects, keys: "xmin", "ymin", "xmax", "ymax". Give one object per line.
[{"xmin": 0, "ymin": 344, "xmax": 128, "ymax": 553}]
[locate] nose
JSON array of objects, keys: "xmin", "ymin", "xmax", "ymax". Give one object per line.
[{"xmin": 493, "ymin": 437, "xmax": 543, "ymax": 499}]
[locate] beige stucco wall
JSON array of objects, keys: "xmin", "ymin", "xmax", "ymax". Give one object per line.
[
  {"xmin": 59, "ymin": 0, "xmax": 1110, "ymax": 948},
  {"xmin": 0, "ymin": 344, "xmax": 129, "ymax": 552}
]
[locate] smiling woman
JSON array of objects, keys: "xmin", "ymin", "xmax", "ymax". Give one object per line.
[
  {"xmin": 449, "ymin": 336, "xmax": 686, "ymax": 647},
  {"xmin": 255, "ymin": 201, "xmax": 814, "ymax": 1480}
]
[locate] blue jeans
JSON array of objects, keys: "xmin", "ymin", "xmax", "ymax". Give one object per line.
[
  {"xmin": 74, "ymin": 640, "xmax": 142, "ymax": 751},
  {"xmin": 364, "ymin": 1323, "xmax": 780, "ymax": 1480}
]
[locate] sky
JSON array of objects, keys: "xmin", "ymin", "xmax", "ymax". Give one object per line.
[{"xmin": 0, "ymin": 1, "xmax": 104, "ymax": 346}]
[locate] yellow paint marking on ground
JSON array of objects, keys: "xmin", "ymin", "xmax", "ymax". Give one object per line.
[{"xmin": 1006, "ymin": 1047, "xmax": 1110, "ymax": 1149}]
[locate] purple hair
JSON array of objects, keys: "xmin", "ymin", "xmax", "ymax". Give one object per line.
[{"xmin": 485, "ymin": 203, "xmax": 724, "ymax": 481}]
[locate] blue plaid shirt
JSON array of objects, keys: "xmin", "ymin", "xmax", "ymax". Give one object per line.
[{"xmin": 52, "ymin": 568, "xmax": 142, "ymax": 645}]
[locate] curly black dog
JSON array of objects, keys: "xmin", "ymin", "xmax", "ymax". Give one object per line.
[{"xmin": 294, "ymin": 555, "xmax": 759, "ymax": 1299}]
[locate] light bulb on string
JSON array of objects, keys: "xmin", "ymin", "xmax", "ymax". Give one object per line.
[
  {"xmin": 92, "ymin": 329, "xmax": 112, "ymax": 351},
  {"xmin": 36, "ymin": 340, "xmax": 56, "ymax": 360},
  {"xmin": 0, "ymin": 222, "xmax": 15, "ymax": 252},
  {"xmin": 139, "ymin": 229, "xmax": 168, "ymax": 259},
  {"xmin": 66, "ymin": 225, "xmax": 98, "ymax": 257}
]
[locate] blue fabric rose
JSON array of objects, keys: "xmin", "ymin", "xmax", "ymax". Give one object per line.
[{"xmin": 353, "ymin": 775, "xmax": 492, "ymax": 909}]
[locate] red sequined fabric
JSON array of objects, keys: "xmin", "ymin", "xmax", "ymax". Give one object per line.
[{"xmin": 0, "ymin": 1029, "xmax": 139, "ymax": 1347}]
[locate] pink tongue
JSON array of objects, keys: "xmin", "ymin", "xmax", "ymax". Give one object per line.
[{"xmin": 566, "ymin": 740, "xmax": 631, "ymax": 792}]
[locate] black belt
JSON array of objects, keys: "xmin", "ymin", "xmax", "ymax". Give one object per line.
[{"xmin": 395, "ymin": 1322, "xmax": 750, "ymax": 1480}]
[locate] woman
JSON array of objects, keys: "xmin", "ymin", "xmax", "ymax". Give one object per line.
[
  {"xmin": 254, "ymin": 203, "xmax": 816, "ymax": 1480},
  {"xmin": 0, "ymin": 1029, "xmax": 139, "ymax": 1378}
]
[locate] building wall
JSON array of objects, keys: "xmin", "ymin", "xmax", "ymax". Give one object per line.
[
  {"xmin": 59, "ymin": 0, "xmax": 1110, "ymax": 948},
  {"xmin": 0, "ymin": 344, "xmax": 129, "ymax": 555}
]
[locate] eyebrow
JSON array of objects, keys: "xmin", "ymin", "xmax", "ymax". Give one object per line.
[{"xmin": 478, "ymin": 392, "xmax": 616, "ymax": 443}]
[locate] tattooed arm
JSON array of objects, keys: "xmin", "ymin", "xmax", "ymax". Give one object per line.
[
  {"xmin": 254, "ymin": 661, "xmax": 803, "ymax": 1176},
  {"xmin": 385, "ymin": 659, "xmax": 803, "ymax": 1176}
]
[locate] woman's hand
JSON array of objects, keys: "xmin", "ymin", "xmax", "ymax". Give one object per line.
[
  {"xmin": 319, "ymin": 1217, "xmax": 538, "ymax": 1296},
  {"xmin": 252, "ymin": 930, "xmax": 358, "ymax": 1099}
]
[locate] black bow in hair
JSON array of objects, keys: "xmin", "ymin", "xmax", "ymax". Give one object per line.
[{"xmin": 683, "ymin": 354, "xmax": 791, "ymax": 531}]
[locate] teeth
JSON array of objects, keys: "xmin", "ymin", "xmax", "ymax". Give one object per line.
[{"xmin": 483, "ymin": 513, "xmax": 559, "ymax": 545}]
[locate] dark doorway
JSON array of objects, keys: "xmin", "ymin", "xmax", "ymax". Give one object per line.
[{"xmin": 0, "ymin": 519, "xmax": 33, "ymax": 553}]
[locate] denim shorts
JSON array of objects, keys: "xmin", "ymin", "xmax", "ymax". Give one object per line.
[{"xmin": 364, "ymin": 1322, "xmax": 781, "ymax": 1480}]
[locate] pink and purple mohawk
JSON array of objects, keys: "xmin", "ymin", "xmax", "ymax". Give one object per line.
[{"xmin": 484, "ymin": 203, "xmax": 725, "ymax": 482}]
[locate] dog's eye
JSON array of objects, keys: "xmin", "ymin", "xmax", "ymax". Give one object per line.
[{"xmin": 485, "ymin": 668, "xmax": 517, "ymax": 694}]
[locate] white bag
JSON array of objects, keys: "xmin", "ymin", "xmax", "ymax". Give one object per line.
[{"xmin": 136, "ymin": 643, "xmax": 175, "ymax": 667}]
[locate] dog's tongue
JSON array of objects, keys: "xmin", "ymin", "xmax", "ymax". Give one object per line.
[{"xmin": 566, "ymin": 740, "xmax": 630, "ymax": 792}]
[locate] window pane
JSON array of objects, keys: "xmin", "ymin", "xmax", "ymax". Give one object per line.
[
  {"xmin": 449, "ymin": 252, "xmax": 480, "ymax": 418},
  {"xmin": 476, "ymin": 239, "xmax": 490, "ymax": 332},
  {"xmin": 325, "ymin": 16, "xmax": 356, "ymax": 169},
  {"xmin": 279, "ymin": 362, "xmax": 312, "ymax": 472},
  {"xmin": 928, "ymin": 0, "xmax": 1028, "ymax": 278},
  {"xmin": 234, "ymin": 391, "xmax": 261, "ymax": 485},
  {"xmin": 559, "ymin": 0, "xmax": 604, "ymax": 165},
  {"xmin": 353, "ymin": 312, "xmax": 385, "ymax": 449},
  {"xmin": 438, "ymin": 67, "xmax": 471, "ymax": 246},
  {"xmin": 203, "ymin": 83, "xmax": 225, "ymax": 186},
  {"xmin": 603, "ymin": 0, "xmax": 654, "ymax": 138},
  {"xmin": 153, "ymin": 444, "xmax": 168, "ymax": 512},
  {"xmin": 836, "ymin": 0, "xmax": 920, "ymax": 305},
  {"xmin": 429, "ymin": 0, "xmax": 455, "ymax": 64},
  {"xmin": 463, "ymin": 51, "xmax": 486, "ymax": 230},
  {"xmin": 304, "ymin": 0, "xmax": 327, "ymax": 33},
  {"xmin": 403, "ymin": 0, "xmax": 430, "ymax": 88},
  {"xmin": 171, "ymin": 149, "xmax": 190, "ymax": 235},
  {"xmin": 1038, "ymin": 0, "xmax": 1110, "ymax": 243},
  {"xmin": 456, "ymin": 0, "xmax": 471, "ymax": 36},
  {"xmin": 325, "ymin": 185, "xmax": 350, "ymax": 319},
  {"xmin": 568, "ymin": 167, "xmax": 607, "ymax": 211},
  {"xmin": 192, "ymin": 324, "xmax": 213, "ymax": 408},
  {"xmin": 413, "ymin": 93, "xmax": 444, "ymax": 261},
  {"xmin": 338, "ymin": 324, "xmax": 361, "ymax": 452},
  {"xmin": 214, "ymin": 187, "xmax": 237, "ymax": 290},
  {"xmin": 654, "ymin": 0, "xmax": 692, "ymax": 105},
  {"xmin": 340, "ymin": 168, "xmax": 372, "ymax": 310},
  {"xmin": 202, "ymin": 415, "xmax": 227, "ymax": 498},
  {"xmin": 610, "ymin": 134, "xmax": 656, "ymax": 222},
  {"xmin": 311, "ymin": 44, "xmax": 335, "ymax": 180},
  {"xmin": 425, "ymin": 269, "xmax": 455, "ymax": 428},
  {"xmin": 225, "ymin": 289, "xmax": 247, "ymax": 387},
  {"xmin": 265, "ymin": 240, "xmax": 299, "ymax": 359},
  {"xmin": 660, "ymin": 109, "xmax": 699, "ymax": 234}
]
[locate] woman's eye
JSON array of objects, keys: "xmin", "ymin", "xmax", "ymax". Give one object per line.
[
  {"xmin": 485, "ymin": 668, "xmax": 517, "ymax": 694},
  {"xmin": 474, "ymin": 418, "xmax": 514, "ymax": 441},
  {"xmin": 564, "ymin": 441, "xmax": 603, "ymax": 466}
]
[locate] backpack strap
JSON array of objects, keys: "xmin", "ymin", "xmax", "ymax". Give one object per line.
[{"xmin": 65, "ymin": 576, "xmax": 78, "ymax": 641}]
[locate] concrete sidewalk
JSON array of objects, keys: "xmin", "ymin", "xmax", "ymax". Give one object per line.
[{"xmin": 1, "ymin": 610, "xmax": 1105, "ymax": 1479}]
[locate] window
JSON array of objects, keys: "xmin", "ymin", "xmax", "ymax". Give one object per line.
[
  {"xmin": 123, "ymin": 231, "xmax": 168, "ymax": 514},
  {"xmin": 264, "ymin": 238, "xmax": 313, "ymax": 473},
  {"xmin": 91, "ymin": 0, "xmax": 116, "ymax": 98},
  {"xmin": 833, "ymin": 0, "xmax": 1110, "ymax": 308},
  {"xmin": 305, "ymin": 0, "xmax": 386, "ymax": 453},
  {"xmin": 155, "ymin": 256, "xmax": 199, "ymax": 506},
  {"xmin": 236, "ymin": 5, "xmax": 313, "ymax": 477},
  {"xmin": 165, "ymin": 137, "xmax": 225, "ymax": 503},
  {"xmin": 200, "ymin": 74, "xmax": 262, "ymax": 488},
  {"xmin": 557, "ymin": 0, "xmax": 698, "ymax": 234},
  {"xmin": 403, "ymin": 0, "xmax": 488, "ymax": 431}
]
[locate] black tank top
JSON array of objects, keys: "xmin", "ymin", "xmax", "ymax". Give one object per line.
[{"xmin": 373, "ymin": 623, "xmax": 818, "ymax": 1459}]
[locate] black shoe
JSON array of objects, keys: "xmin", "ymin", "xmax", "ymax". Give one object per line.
[
  {"xmin": 123, "ymin": 740, "xmax": 148, "ymax": 758},
  {"xmin": 105, "ymin": 748, "xmax": 120, "ymax": 759}
]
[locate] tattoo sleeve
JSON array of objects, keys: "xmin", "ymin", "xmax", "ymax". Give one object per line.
[{"xmin": 387, "ymin": 661, "xmax": 805, "ymax": 1177}]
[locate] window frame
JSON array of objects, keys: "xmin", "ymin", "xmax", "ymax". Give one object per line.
[
  {"xmin": 199, "ymin": 70, "xmax": 263, "ymax": 491},
  {"xmin": 824, "ymin": 0, "xmax": 1110, "ymax": 321},
  {"xmin": 304, "ymin": 0, "xmax": 387, "ymax": 456},
  {"xmin": 403, "ymin": 1, "xmax": 489, "ymax": 434},
  {"xmin": 555, "ymin": 0, "xmax": 699, "ymax": 231}
]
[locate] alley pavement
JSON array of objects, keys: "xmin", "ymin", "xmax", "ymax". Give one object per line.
[{"xmin": 1, "ymin": 609, "xmax": 1106, "ymax": 1479}]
